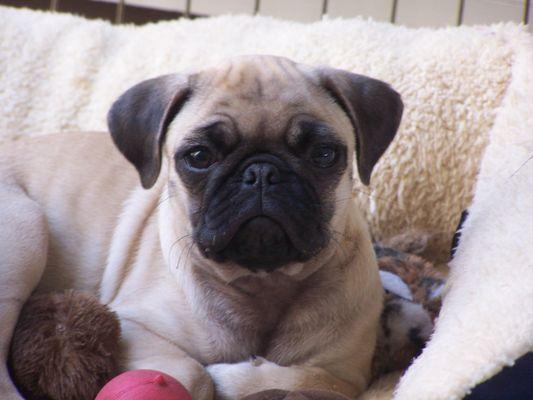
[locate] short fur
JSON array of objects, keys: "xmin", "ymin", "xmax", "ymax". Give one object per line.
[{"xmin": 0, "ymin": 55, "xmax": 402, "ymax": 400}]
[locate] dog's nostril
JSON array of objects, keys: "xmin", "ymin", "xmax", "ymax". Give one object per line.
[
  {"xmin": 243, "ymin": 169, "xmax": 258, "ymax": 185},
  {"xmin": 242, "ymin": 163, "xmax": 280, "ymax": 186},
  {"xmin": 266, "ymin": 167, "xmax": 280, "ymax": 184}
]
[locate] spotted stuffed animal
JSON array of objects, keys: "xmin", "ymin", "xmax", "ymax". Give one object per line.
[{"xmin": 373, "ymin": 235, "xmax": 446, "ymax": 376}]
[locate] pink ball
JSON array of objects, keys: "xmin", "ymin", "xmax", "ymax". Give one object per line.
[{"xmin": 95, "ymin": 369, "xmax": 193, "ymax": 400}]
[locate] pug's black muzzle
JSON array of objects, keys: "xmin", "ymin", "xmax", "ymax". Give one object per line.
[{"xmin": 195, "ymin": 154, "xmax": 329, "ymax": 272}]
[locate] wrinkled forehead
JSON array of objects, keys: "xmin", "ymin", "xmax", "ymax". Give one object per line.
[
  {"xmin": 203, "ymin": 56, "xmax": 313, "ymax": 97},
  {"xmin": 194, "ymin": 58, "xmax": 334, "ymax": 129},
  {"xmin": 166, "ymin": 56, "xmax": 353, "ymax": 148}
]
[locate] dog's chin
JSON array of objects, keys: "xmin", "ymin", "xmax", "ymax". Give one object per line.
[{"xmin": 215, "ymin": 216, "xmax": 304, "ymax": 272}]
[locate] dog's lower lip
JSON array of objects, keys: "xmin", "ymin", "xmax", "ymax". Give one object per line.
[
  {"xmin": 226, "ymin": 214, "xmax": 292, "ymax": 248},
  {"xmin": 201, "ymin": 212, "xmax": 287, "ymax": 251},
  {"xmin": 199, "ymin": 210, "xmax": 322, "ymax": 261},
  {"xmin": 216, "ymin": 215, "xmax": 301, "ymax": 270}
]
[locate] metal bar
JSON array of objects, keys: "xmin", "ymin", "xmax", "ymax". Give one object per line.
[
  {"xmin": 254, "ymin": 0, "xmax": 261, "ymax": 15},
  {"xmin": 390, "ymin": 0, "xmax": 398, "ymax": 23},
  {"xmin": 185, "ymin": 0, "xmax": 192, "ymax": 18},
  {"xmin": 322, "ymin": 0, "xmax": 329, "ymax": 17},
  {"xmin": 524, "ymin": 0, "xmax": 531, "ymax": 24},
  {"xmin": 50, "ymin": 0, "xmax": 59, "ymax": 11},
  {"xmin": 457, "ymin": 0, "xmax": 465, "ymax": 25},
  {"xmin": 115, "ymin": 0, "xmax": 125, "ymax": 24}
]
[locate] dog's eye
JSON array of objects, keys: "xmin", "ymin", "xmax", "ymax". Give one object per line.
[
  {"xmin": 185, "ymin": 146, "xmax": 214, "ymax": 169},
  {"xmin": 310, "ymin": 145, "xmax": 337, "ymax": 168}
]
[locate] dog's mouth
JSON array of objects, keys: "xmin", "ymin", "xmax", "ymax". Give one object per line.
[
  {"xmin": 200, "ymin": 215, "xmax": 307, "ymax": 272},
  {"xmin": 193, "ymin": 154, "xmax": 330, "ymax": 272}
]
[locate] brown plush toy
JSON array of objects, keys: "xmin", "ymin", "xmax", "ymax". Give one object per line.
[{"xmin": 8, "ymin": 291, "xmax": 121, "ymax": 400}]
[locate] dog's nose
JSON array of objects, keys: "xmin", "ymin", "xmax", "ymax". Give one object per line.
[{"xmin": 243, "ymin": 163, "xmax": 281, "ymax": 186}]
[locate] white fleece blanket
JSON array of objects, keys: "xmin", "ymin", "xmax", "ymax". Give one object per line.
[
  {"xmin": 394, "ymin": 28, "xmax": 533, "ymax": 400},
  {"xmin": 0, "ymin": 6, "xmax": 531, "ymax": 400}
]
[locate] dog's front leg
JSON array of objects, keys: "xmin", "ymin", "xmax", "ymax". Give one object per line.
[
  {"xmin": 119, "ymin": 319, "xmax": 214, "ymax": 400},
  {"xmin": 207, "ymin": 358, "xmax": 362, "ymax": 400}
]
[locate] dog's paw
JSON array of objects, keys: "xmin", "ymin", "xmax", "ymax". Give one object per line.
[{"xmin": 207, "ymin": 357, "xmax": 283, "ymax": 400}]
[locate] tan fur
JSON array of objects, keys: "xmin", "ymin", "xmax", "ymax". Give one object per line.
[{"xmin": 0, "ymin": 57, "xmax": 383, "ymax": 400}]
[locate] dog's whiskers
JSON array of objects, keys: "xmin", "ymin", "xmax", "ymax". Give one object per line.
[
  {"xmin": 156, "ymin": 193, "xmax": 178, "ymax": 210},
  {"xmin": 509, "ymin": 154, "xmax": 532, "ymax": 178},
  {"xmin": 167, "ymin": 234, "xmax": 194, "ymax": 272}
]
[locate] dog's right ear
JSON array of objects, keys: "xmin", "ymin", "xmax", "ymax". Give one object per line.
[{"xmin": 107, "ymin": 74, "xmax": 192, "ymax": 189}]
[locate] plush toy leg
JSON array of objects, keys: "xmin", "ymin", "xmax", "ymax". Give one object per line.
[{"xmin": 0, "ymin": 187, "xmax": 48, "ymax": 399}]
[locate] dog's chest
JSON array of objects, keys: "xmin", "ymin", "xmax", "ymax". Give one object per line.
[{"xmin": 197, "ymin": 273, "xmax": 302, "ymax": 364}]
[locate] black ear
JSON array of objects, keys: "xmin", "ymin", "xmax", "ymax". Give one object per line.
[
  {"xmin": 107, "ymin": 74, "xmax": 192, "ymax": 189},
  {"xmin": 318, "ymin": 69, "xmax": 403, "ymax": 185}
]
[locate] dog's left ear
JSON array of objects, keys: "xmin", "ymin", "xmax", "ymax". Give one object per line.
[
  {"xmin": 107, "ymin": 74, "xmax": 192, "ymax": 189},
  {"xmin": 317, "ymin": 69, "xmax": 403, "ymax": 185}
]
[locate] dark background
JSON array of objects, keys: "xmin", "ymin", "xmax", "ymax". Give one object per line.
[{"xmin": 0, "ymin": 0, "xmax": 201, "ymax": 24}]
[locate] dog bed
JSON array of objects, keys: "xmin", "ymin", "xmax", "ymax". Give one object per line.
[{"xmin": 0, "ymin": 6, "xmax": 531, "ymax": 399}]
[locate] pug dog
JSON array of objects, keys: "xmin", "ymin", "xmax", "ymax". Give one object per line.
[{"xmin": 0, "ymin": 55, "xmax": 402, "ymax": 400}]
